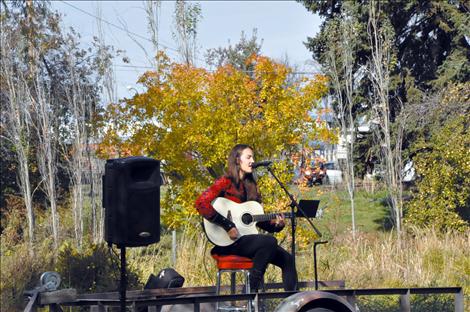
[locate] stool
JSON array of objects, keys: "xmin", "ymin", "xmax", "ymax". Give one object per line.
[{"xmin": 212, "ymin": 254, "xmax": 253, "ymax": 312}]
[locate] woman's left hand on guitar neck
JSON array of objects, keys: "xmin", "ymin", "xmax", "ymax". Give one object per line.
[{"xmin": 270, "ymin": 213, "xmax": 285, "ymax": 228}]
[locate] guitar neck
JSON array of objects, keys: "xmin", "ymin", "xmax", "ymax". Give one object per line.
[{"xmin": 253, "ymin": 212, "xmax": 294, "ymax": 223}]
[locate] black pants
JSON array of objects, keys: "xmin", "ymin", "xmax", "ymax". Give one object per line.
[{"xmin": 211, "ymin": 234, "xmax": 298, "ymax": 291}]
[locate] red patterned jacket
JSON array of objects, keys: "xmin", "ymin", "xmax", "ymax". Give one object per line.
[
  {"xmin": 195, "ymin": 176, "xmax": 281, "ymax": 233},
  {"xmin": 195, "ymin": 176, "xmax": 252, "ymax": 218}
]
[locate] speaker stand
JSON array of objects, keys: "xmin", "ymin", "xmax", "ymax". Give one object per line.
[{"xmin": 119, "ymin": 245, "xmax": 127, "ymax": 312}]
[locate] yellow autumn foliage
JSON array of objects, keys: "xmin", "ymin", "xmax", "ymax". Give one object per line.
[{"xmin": 98, "ymin": 52, "xmax": 329, "ymax": 231}]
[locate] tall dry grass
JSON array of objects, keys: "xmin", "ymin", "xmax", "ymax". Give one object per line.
[
  {"xmin": 129, "ymin": 226, "xmax": 469, "ymax": 306},
  {"xmin": 128, "ymin": 229, "xmax": 217, "ymax": 287},
  {"xmin": 315, "ymin": 227, "xmax": 469, "ymax": 290}
]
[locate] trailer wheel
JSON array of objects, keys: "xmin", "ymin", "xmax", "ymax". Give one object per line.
[{"xmin": 274, "ymin": 291, "xmax": 354, "ymax": 312}]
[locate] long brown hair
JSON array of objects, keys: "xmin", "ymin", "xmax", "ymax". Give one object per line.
[{"xmin": 225, "ymin": 144, "xmax": 261, "ymax": 202}]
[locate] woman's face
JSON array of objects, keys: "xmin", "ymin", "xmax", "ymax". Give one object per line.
[{"xmin": 239, "ymin": 147, "xmax": 254, "ymax": 176}]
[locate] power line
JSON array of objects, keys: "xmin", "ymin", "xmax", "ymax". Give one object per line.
[
  {"xmin": 60, "ymin": 1, "xmax": 319, "ymax": 76},
  {"xmin": 116, "ymin": 64, "xmax": 154, "ymax": 69},
  {"xmin": 61, "ymin": 1, "xmax": 180, "ymax": 54},
  {"xmin": 61, "ymin": 1, "xmax": 212, "ymax": 65},
  {"xmin": 114, "ymin": 64, "xmax": 320, "ymax": 75}
]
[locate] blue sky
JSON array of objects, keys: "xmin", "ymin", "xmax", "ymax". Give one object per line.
[{"xmin": 52, "ymin": 1, "xmax": 322, "ymax": 99}]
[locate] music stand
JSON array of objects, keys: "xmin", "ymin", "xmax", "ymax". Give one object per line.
[
  {"xmin": 297, "ymin": 200, "xmax": 320, "ymax": 218},
  {"xmin": 297, "ymin": 199, "xmax": 327, "ymax": 290}
]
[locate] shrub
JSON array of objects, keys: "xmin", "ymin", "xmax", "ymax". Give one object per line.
[
  {"xmin": 55, "ymin": 241, "xmax": 141, "ymax": 293},
  {"xmin": 405, "ymin": 113, "xmax": 470, "ymax": 231},
  {"xmin": 0, "ymin": 241, "xmax": 55, "ymax": 311}
]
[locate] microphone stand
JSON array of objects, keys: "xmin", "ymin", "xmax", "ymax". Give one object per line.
[{"xmin": 265, "ymin": 166, "xmax": 323, "ymax": 290}]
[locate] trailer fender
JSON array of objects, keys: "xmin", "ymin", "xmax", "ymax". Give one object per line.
[{"xmin": 274, "ymin": 291, "xmax": 355, "ymax": 312}]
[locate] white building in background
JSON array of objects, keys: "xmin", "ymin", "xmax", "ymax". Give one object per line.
[
  {"xmin": 309, "ymin": 107, "xmax": 374, "ymax": 164},
  {"xmin": 335, "ymin": 135, "xmax": 348, "ymax": 161}
]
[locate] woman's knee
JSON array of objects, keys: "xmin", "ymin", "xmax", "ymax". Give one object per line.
[
  {"xmin": 271, "ymin": 247, "xmax": 294, "ymax": 267},
  {"xmin": 260, "ymin": 234, "xmax": 277, "ymax": 247}
]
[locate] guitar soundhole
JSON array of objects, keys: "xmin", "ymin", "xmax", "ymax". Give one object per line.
[{"xmin": 241, "ymin": 213, "xmax": 253, "ymax": 225}]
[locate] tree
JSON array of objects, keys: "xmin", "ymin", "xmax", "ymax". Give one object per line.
[
  {"xmin": 301, "ymin": 0, "xmax": 469, "ymax": 102},
  {"xmin": 1, "ymin": 1, "xmax": 116, "ymax": 249},
  {"xmin": 367, "ymin": 2, "xmax": 407, "ymax": 234},
  {"xmin": 145, "ymin": 0, "xmax": 162, "ymax": 59},
  {"xmin": 300, "ymin": 0, "xmax": 470, "ymax": 174},
  {"xmin": 1, "ymin": 43, "xmax": 36, "ymax": 250},
  {"xmin": 98, "ymin": 53, "xmax": 329, "ymax": 230},
  {"xmin": 1, "ymin": 0, "xmax": 58, "ymax": 250},
  {"xmin": 405, "ymin": 83, "xmax": 469, "ymax": 231},
  {"xmin": 58, "ymin": 29, "xmax": 116, "ymax": 247},
  {"xmin": 62, "ymin": 50, "xmax": 87, "ymax": 248},
  {"xmin": 172, "ymin": 0, "xmax": 202, "ymax": 66},
  {"xmin": 115, "ymin": 1, "xmax": 161, "ymax": 68},
  {"xmin": 30, "ymin": 69, "xmax": 60, "ymax": 249},
  {"xmin": 322, "ymin": 3, "xmax": 360, "ymax": 237},
  {"xmin": 91, "ymin": 3, "xmax": 121, "ymax": 243},
  {"xmin": 205, "ymin": 29, "xmax": 263, "ymax": 71}
]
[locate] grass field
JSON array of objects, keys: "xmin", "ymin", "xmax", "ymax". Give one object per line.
[{"xmin": 293, "ymin": 184, "xmax": 391, "ymax": 237}]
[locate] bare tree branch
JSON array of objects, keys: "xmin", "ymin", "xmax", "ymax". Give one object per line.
[
  {"xmin": 1, "ymin": 30, "xmax": 36, "ymax": 251},
  {"xmin": 367, "ymin": 1, "xmax": 405, "ymax": 236},
  {"xmin": 325, "ymin": 8, "xmax": 358, "ymax": 238}
]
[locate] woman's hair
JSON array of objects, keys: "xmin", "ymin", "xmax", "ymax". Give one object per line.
[{"xmin": 225, "ymin": 144, "xmax": 261, "ymax": 202}]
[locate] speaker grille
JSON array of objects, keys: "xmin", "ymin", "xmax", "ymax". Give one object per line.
[
  {"xmin": 103, "ymin": 157, "xmax": 161, "ymax": 247},
  {"xmin": 126, "ymin": 187, "xmax": 160, "ymax": 246}
]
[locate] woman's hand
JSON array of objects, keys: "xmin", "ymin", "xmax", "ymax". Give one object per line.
[
  {"xmin": 271, "ymin": 214, "xmax": 285, "ymax": 228},
  {"xmin": 228, "ymin": 227, "xmax": 240, "ymax": 240}
]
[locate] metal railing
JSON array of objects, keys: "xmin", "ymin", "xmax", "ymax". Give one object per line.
[{"xmin": 26, "ymin": 282, "xmax": 464, "ymax": 312}]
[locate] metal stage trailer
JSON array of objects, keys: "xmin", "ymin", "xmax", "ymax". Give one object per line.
[{"xmin": 25, "ymin": 280, "xmax": 464, "ymax": 312}]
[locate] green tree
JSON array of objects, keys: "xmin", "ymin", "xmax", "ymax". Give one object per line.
[
  {"xmin": 405, "ymin": 83, "xmax": 470, "ymax": 231},
  {"xmin": 300, "ymin": 0, "xmax": 470, "ymax": 168},
  {"xmin": 172, "ymin": 0, "xmax": 202, "ymax": 65},
  {"xmin": 301, "ymin": 0, "xmax": 469, "ymax": 99},
  {"xmin": 300, "ymin": 0, "xmax": 469, "ymax": 232},
  {"xmin": 205, "ymin": 29, "xmax": 263, "ymax": 71}
]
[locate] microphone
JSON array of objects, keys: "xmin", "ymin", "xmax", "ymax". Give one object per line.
[{"xmin": 251, "ymin": 160, "xmax": 272, "ymax": 169}]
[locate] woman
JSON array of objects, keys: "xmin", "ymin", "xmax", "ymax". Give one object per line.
[{"xmin": 195, "ymin": 144, "xmax": 298, "ymax": 292}]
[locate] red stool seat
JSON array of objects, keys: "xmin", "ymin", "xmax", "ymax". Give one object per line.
[{"xmin": 211, "ymin": 254, "xmax": 254, "ymax": 270}]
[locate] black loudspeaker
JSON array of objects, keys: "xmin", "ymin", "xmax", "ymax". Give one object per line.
[{"xmin": 103, "ymin": 156, "xmax": 161, "ymax": 247}]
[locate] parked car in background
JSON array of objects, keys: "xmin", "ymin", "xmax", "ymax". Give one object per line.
[
  {"xmin": 371, "ymin": 161, "xmax": 416, "ymax": 182},
  {"xmin": 372, "ymin": 164, "xmax": 385, "ymax": 180},
  {"xmin": 324, "ymin": 162, "xmax": 343, "ymax": 185}
]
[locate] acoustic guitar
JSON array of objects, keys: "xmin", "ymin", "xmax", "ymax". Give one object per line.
[{"xmin": 203, "ymin": 197, "xmax": 293, "ymax": 246}]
